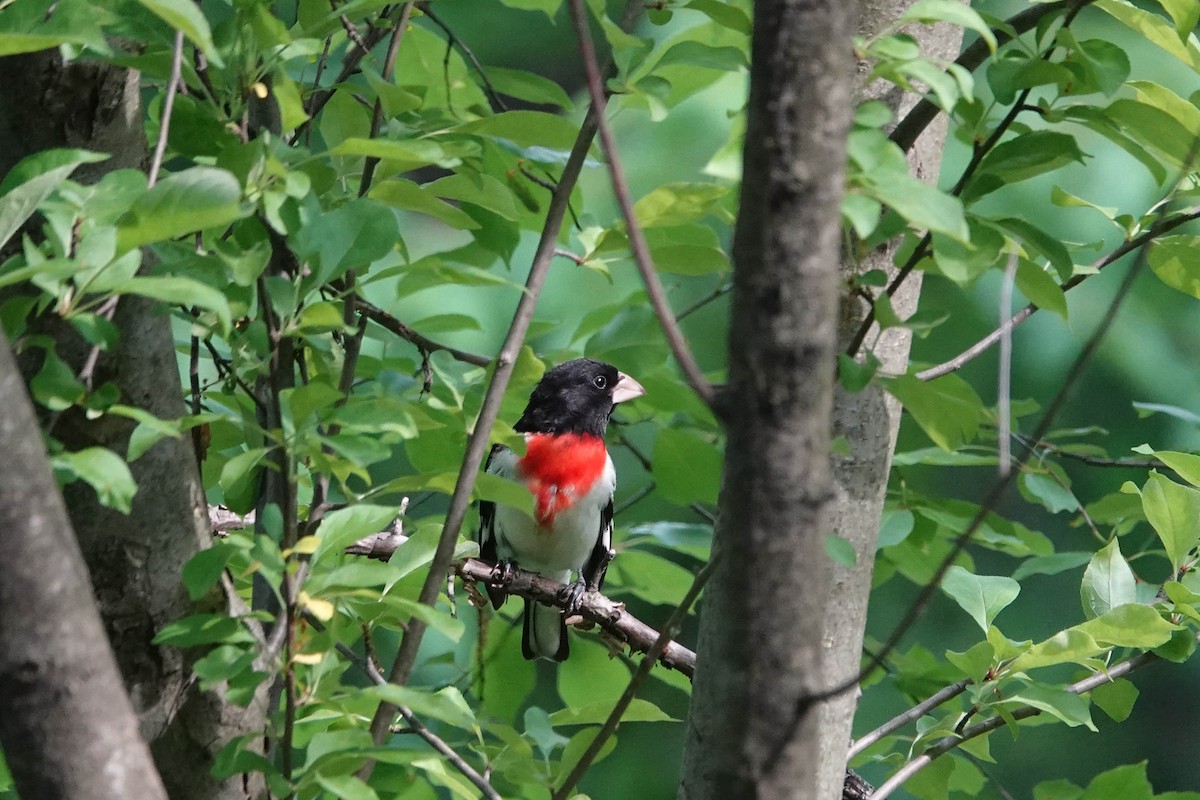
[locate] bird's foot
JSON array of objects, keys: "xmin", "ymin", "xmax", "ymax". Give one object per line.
[
  {"xmin": 492, "ymin": 558, "xmax": 517, "ymax": 586},
  {"xmin": 561, "ymin": 577, "xmax": 588, "ymax": 617}
]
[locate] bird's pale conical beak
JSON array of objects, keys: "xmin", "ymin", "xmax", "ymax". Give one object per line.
[{"xmin": 612, "ymin": 372, "xmax": 645, "ymax": 405}]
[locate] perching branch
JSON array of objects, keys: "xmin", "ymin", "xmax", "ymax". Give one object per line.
[
  {"xmin": 567, "ymin": 0, "xmax": 716, "ymax": 408},
  {"xmin": 148, "ymin": 29, "xmax": 185, "ymax": 188}
]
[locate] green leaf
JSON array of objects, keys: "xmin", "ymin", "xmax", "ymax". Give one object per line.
[
  {"xmin": 368, "ymin": 685, "xmax": 476, "ymax": 729},
  {"xmin": 992, "ymin": 217, "xmax": 1075, "ymax": 282},
  {"xmin": 1148, "ymin": 235, "xmax": 1200, "ymax": 300},
  {"xmin": 900, "ymin": 0, "xmax": 996, "ymax": 51},
  {"xmin": 655, "ymin": 40, "xmax": 748, "ymax": 71},
  {"xmin": 866, "ymin": 173, "xmax": 969, "ymax": 241},
  {"xmin": 885, "ymin": 373, "xmax": 984, "ymax": 451},
  {"xmin": 182, "ymin": 543, "xmax": 237, "ymax": 601},
  {"xmin": 1141, "ymin": 471, "xmax": 1200, "ymax": 572},
  {"xmin": 370, "ymin": 179, "xmax": 479, "ymax": 230},
  {"xmin": 1091, "ymin": 679, "xmax": 1138, "ymax": 723},
  {"xmin": 1011, "ymin": 552, "xmax": 1092, "ymax": 581},
  {"xmin": 1152, "ymin": 449, "xmax": 1200, "ymax": 488},
  {"xmin": 314, "ymin": 774, "xmax": 380, "ymax": 800},
  {"xmin": 51, "ymin": 447, "xmax": 137, "ymax": 513},
  {"xmin": 1079, "ymin": 762, "xmax": 1154, "ymax": 800},
  {"xmin": 1000, "ymin": 684, "xmax": 1096, "ymax": 730},
  {"xmin": 1020, "ymin": 471, "xmax": 1078, "ymax": 514},
  {"xmin": 633, "ymin": 182, "xmax": 729, "ymax": 228},
  {"xmin": 331, "ymin": 137, "xmax": 456, "ymax": 170},
  {"xmin": 116, "ymin": 167, "xmax": 247, "ymax": 252},
  {"xmin": 652, "ymin": 428, "xmax": 722, "ymax": 505},
  {"xmin": 154, "ymin": 613, "xmax": 255, "ymax": 646},
  {"xmin": 0, "ymin": 149, "xmax": 109, "ymax": 250},
  {"xmin": 486, "ymin": 66, "xmax": 574, "ymax": 110},
  {"xmin": 548, "ymin": 698, "xmax": 675, "ymax": 726},
  {"xmin": 313, "ymin": 504, "xmax": 399, "ymax": 562},
  {"xmin": 825, "ymin": 534, "xmax": 857, "ymax": 567},
  {"xmin": 111, "ymin": 276, "xmax": 232, "ymax": 331},
  {"xmin": 457, "ymin": 110, "xmax": 581, "ymax": 150},
  {"xmin": 1011, "ymin": 605, "xmax": 1178, "ymax": 672},
  {"xmin": 968, "ymin": 132, "xmax": 1087, "ymax": 202},
  {"xmin": 136, "ymin": 0, "xmax": 223, "ymax": 67},
  {"xmin": 940, "ymin": 565, "xmax": 1020, "ymax": 632},
  {"xmin": 1080, "ymin": 539, "xmax": 1136, "ymax": 619},
  {"xmin": 292, "ymin": 198, "xmax": 400, "ymax": 282}
]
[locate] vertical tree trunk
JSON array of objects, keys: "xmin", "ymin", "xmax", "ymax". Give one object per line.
[
  {"xmin": 815, "ymin": 6, "xmax": 964, "ymax": 798},
  {"xmin": 0, "ymin": 329, "xmax": 168, "ymax": 800},
  {"xmin": 0, "ymin": 52, "xmax": 266, "ymax": 800},
  {"xmin": 678, "ymin": 1, "xmax": 854, "ymax": 798}
]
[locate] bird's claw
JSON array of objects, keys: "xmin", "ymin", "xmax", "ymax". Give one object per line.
[
  {"xmin": 561, "ymin": 578, "xmax": 588, "ymax": 617},
  {"xmin": 492, "ymin": 559, "xmax": 517, "ymax": 586}
]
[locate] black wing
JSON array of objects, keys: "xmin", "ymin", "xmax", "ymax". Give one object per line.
[{"xmin": 581, "ymin": 496, "xmax": 614, "ymax": 591}]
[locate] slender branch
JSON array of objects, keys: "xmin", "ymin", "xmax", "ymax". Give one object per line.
[
  {"xmin": 997, "ymin": 253, "xmax": 1017, "ymax": 475},
  {"xmin": 917, "ymin": 205, "xmax": 1200, "ymax": 381},
  {"xmin": 890, "ymin": 0, "xmax": 1098, "ymax": 153},
  {"xmin": 871, "ymin": 647, "xmax": 1169, "ymax": 800},
  {"xmin": 358, "ymin": 298, "xmax": 490, "ymax": 367},
  {"xmin": 1013, "ymin": 433, "xmax": 1164, "ymax": 470},
  {"xmin": 676, "ymin": 281, "xmax": 731, "ymax": 322},
  {"xmin": 551, "ymin": 557, "xmax": 716, "ymax": 800},
  {"xmin": 358, "ymin": 4, "xmax": 414, "ymax": 198},
  {"xmin": 568, "ymin": 0, "xmax": 715, "ymax": 408},
  {"xmin": 148, "ymin": 29, "xmax": 185, "ymax": 188},
  {"xmin": 419, "ymin": 3, "xmax": 509, "ymax": 113},
  {"xmin": 848, "ymin": 678, "xmax": 972, "ymax": 758},
  {"xmin": 356, "ymin": 70, "xmax": 619, "ymax": 784}
]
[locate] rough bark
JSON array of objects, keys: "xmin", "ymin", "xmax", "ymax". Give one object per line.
[
  {"xmin": 0, "ymin": 52, "xmax": 266, "ymax": 800},
  {"xmin": 0, "ymin": 329, "xmax": 168, "ymax": 800},
  {"xmin": 816, "ymin": 6, "xmax": 964, "ymax": 799},
  {"xmin": 677, "ymin": 1, "xmax": 854, "ymax": 798}
]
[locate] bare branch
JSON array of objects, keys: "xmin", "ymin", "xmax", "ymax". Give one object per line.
[
  {"xmin": 567, "ymin": 0, "xmax": 715, "ymax": 407},
  {"xmin": 148, "ymin": 29, "xmax": 185, "ymax": 188},
  {"xmin": 419, "ymin": 3, "xmax": 509, "ymax": 113},
  {"xmin": 358, "ymin": 298, "xmax": 491, "ymax": 367},
  {"xmin": 848, "ymin": 678, "xmax": 972, "ymax": 759}
]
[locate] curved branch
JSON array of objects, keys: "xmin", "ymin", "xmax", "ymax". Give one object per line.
[
  {"xmin": 918, "ymin": 206, "xmax": 1200, "ymax": 381},
  {"xmin": 890, "ymin": 0, "xmax": 1098, "ymax": 153}
]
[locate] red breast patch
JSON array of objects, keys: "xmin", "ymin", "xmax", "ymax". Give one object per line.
[{"xmin": 518, "ymin": 433, "xmax": 607, "ymax": 527}]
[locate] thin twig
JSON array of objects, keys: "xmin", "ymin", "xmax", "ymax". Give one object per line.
[
  {"xmin": 358, "ymin": 3, "xmax": 414, "ymax": 198},
  {"xmin": 848, "ymin": 678, "xmax": 972, "ymax": 758},
  {"xmin": 149, "ymin": 29, "xmax": 185, "ymax": 188},
  {"xmin": 567, "ymin": 0, "xmax": 715, "ymax": 408},
  {"xmin": 917, "ymin": 206, "xmax": 1200, "ymax": 381},
  {"xmin": 419, "ymin": 3, "xmax": 509, "ymax": 113},
  {"xmin": 358, "ymin": 297, "xmax": 490, "ymax": 367},
  {"xmin": 676, "ymin": 281, "xmax": 732, "ymax": 322},
  {"xmin": 551, "ymin": 556, "xmax": 717, "ymax": 800}
]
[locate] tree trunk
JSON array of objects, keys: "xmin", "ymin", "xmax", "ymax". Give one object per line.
[
  {"xmin": 677, "ymin": 1, "xmax": 854, "ymax": 798},
  {"xmin": 815, "ymin": 5, "xmax": 964, "ymax": 798},
  {"xmin": 0, "ymin": 51, "xmax": 266, "ymax": 800},
  {"xmin": 0, "ymin": 329, "xmax": 168, "ymax": 800}
]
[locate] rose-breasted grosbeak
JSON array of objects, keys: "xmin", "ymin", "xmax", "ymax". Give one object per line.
[{"xmin": 478, "ymin": 358, "xmax": 645, "ymax": 661}]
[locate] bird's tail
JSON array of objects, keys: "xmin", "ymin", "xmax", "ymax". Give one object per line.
[{"xmin": 522, "ymin": 594, "xmax": 569, "ymax": 661}]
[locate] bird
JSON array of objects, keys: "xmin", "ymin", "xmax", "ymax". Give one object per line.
[{"xmin": 478, "ymin": 358, "xmax": 645, "ymax": 661}]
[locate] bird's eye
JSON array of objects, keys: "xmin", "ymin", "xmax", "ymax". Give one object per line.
[{"xmin": 593, "ymin": 375, "xmax": 608, "ymax": 389}]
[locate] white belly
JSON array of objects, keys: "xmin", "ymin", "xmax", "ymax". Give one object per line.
[{"xmin": 488, "ymin": 447, "xmax": 615, "ymax": 579}]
